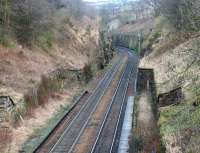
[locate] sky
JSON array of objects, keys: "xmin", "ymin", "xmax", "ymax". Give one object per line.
[
  {"xmin": 83, "ymin": 0, "xmax": 137, "ymax": 6},
  {"xmin": 83, "ymin": 0, "xmax": 135, "ymax": 3},
  {"xmin": 83, "ymin": 0, "xmax": 117, "ymax": 2}
]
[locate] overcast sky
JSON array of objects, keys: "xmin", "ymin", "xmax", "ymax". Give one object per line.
[
  {"xmin": 83, "ymin": 0, "xmax": 116, "ymax": 2},
  {"xmin": 83, "ymin": 0, "xmax": 136, "ymax": 3}
]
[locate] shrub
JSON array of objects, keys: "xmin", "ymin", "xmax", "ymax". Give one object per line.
[
  {"xmin": 37, "ymin": 31, "xmax": 54, "ymax": 51},
  {"xmin": 86, "ymin": 25, "xmax": 91, "ymax": 36},
  {"xmin": 152, "ymin": 31, "xmax": 161, "ymax": 41},
  {"xmin": 83, "ymin": 64, "xmax": 93, "ymax": 83},
  {"xmin": 129, "ymin": 132, "xmax": 143, "ymax": 152},
  {"xmin": 0, "ymin": 34, "xmax": 10, "ymax": 47},
  {"xmin": 63, "ymin": 17, "xmax": 74, "ymax": 28},
  {"xmin": 96, "ymin": 56, "xmax": 105, "ymax": 70}
]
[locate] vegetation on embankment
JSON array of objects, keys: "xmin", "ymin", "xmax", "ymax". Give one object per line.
[
  {"xmin": 112, "ymin": 0, "xmax": 200, "ymax": 152},
  {"xmin": 130, "ymin": 68, "xmax": 164, "ymax": 153},
  {"xmin": 139, "ymin": 2, "xmax": 200, "ymax": 151},
  {"xmin": 130, "ymin": 92, "xmax": 164, "ymax": 153},
  {"xmin": 0, "ymin": 0, "xmax": 114, "ymax": 125},
  {"xmin": 0, "ymin": 0, "xmax": 101, "ymax": 100},
  {"xmin": 0, "ymin": 0, "xmax": 115, "ymax": 152},
  {"xmin": 20, "ymin": 53, "xmax": 118, "ymax": 153}
]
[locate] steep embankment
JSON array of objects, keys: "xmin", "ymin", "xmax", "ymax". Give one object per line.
[
  {"xmin": 115, "ymin": 15, "xmax": 200, "ymax": 152},
  {"xmin": 0, "ymin": 2, "xmax": 106, "ymax": 152},
  {"xmin": 0, "ymin": 15, "xmax": 99, "ymax": 102},
  {"xmin": 140, "ymin": 17, "xmax": 200, "ymax": 153}
]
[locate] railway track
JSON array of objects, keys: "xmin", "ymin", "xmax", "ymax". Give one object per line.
[
  {"xmin": 34, "ymin": 48, "xmax": 138, "ymax": 153},
  {"xmin": 33, "ymin": 91, "xmax": 90, "ymax": 153},
  {"xmin": 34, "ymin": 54, "xmax": 125, "ymax": 153},
  {"xmin": 90, "ymin": 55, "xmax": 135, "ymax": 153},
  {"xmin": 68, "ymin": 56, "xmax": 129, "ymax": 153},
  {"xmin": 67, "ymin": 51, "xmax": 136, "ymax": 153},
  {"xmin": 111, "ymin": 50, "xmax": 139, "ymax": 153}
]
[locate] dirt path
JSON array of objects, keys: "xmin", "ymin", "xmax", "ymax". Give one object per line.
[{"xmin": 136, "ymin": 92, "xmax": 160, "ymax": 153}]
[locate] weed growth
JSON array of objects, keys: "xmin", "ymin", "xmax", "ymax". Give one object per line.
[{"xmin": 37, "ymin": 31, "xmax": 54, "ymax": 51}]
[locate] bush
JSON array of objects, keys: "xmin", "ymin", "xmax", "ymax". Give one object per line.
[
  {"xmin": 37, "ymin": 31, "xmax": 54, "ymax": 51},
  {"xmin": 86, "ymin": 25, "xmax": 91, "ymax": 36},
  {"xmin": 0, "ymin": 34, "xmax": 10, "ymax": 46},
  {"xmin": 129, "ymin": 133, "xmax": 143, "ymax": 152},
  {"xmin": 83, "ymin": 64, "xmax": 93, "ymax": 83},
  {"xmin": 63, "ymin": 17, "xmax": 74, "ymax": 28},
  {"xmin": 152, "ymin": 31, "xmax": 161, "ymax": 41},
  {"xmin": 96, "ymin": 56, "xmax": 105, "ymax": 70}
]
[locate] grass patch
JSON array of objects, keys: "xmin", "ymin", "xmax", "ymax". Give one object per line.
[
  {"xmin": 21, "ymin": 91, "xmax": 84, "ymax": 152},
  {"xmin": 158, "ymin": 82, "xmax": 200, "ymax": 136},
  {"xmin": 0, "ymin": 34, "xmax": 16, "ymax": 48},
  {"xmin": 128, "ymin": 38, "xmax": 138, "ymax": 53},
  {"xmin": 20, "ymin": 55, "xmax": 117, "ymax": 152},
  {"xmin": 159, "ymin": 104, "xmax": 200, "ymax": 135},
  {"xmin": 63, "ymin": 17, "xmax": 73, "ymax": 28},
  {"xmin": 129, "ymin": 95, "xmax": 141, "ymax": 152},
  {"xmin": 37, "ymin": 31, "xmax": 54, "ymax": 51},
  {"xmin": 149, "ymin": 31, "xmax": 161, "ymax": 43},
  {"xmin": 21, "ymin": 104, "xmax": 70, "ymax": 152},
  {"xmin": 133, "ymin": 95, "xmax": 140, "ymax": 127}
]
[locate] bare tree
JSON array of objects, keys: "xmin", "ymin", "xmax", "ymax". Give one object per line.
[
  {"xmin": 0, "ymin": 0, "xmax": 95, "ymax": 47},
  {"xmin": 0, "ymin": 0, "xmax": 12, "ymax": 43},
  {"xmin": 11, "ymin": 0, "xmax": 54, "ymax": 44},
  {"xmin": 144, "ymin": 0, "xmax": 200, "ymax": 31}
]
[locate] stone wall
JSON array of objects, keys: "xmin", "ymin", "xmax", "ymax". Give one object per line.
[{"xmin": 157, "ymin": 87, "xmax": 184, "ymax": 107}]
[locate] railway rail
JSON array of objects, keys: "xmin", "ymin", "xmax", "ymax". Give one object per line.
[
  {"xmin": 34, "ymin": 48, "xmax": 138, "ymax": 153},
  {"xmin": 111, "ymin": 51, "xmax": 139, "ymax": 153},
  {"xmin": 34, "ymin": 54, "xmax": 124, "ymax": 153},
  {"xmin": 90, "ymin": 55, "xmax": 135, "ymax": 153},
  {"xmin": 33, "ymin": 91, "xmax": 90, "ymax": 153},
  {"xmin": 68, "ymin": 56, "xmax": 129, "ymax": 153}
]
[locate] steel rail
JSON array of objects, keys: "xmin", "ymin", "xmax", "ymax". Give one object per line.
[
  {"xmin": 90, "ymin": 57, "xmax": 133, "ymax": 153},
  {"xmin": 33, "ymin": 91, "xmax": 87, "ymax": 153},
  {"xmin": 49, "ymin": 56, "xmax": 123, "ymax": 153},
  {"xmin": 68, "ymin": 56, "xmax": 129, "ymax": 153},
  {"xmin": 110, "ymin": 49, "xmax": 139, "ymax": 153},
  {"xmin": 34, "ymin": 55, "xmax": 122, "ymax": 153},
  {"xmin": 109, "ymin": 57, "xmax": 135, "ymax": 153}
]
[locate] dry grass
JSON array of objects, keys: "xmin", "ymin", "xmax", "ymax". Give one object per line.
[
  {"xmin": 0, "ymin": 14, "xmax": 99, "ymax": 103},
  {"xmin": 139, "ymin": 18, "xmax": 200, "ymax": 153},
  {"xmin": 0, "ymin": 127, "xmax": 12, "ymax": 153},
  {"xmin": 130, "ymin": 92, "xmax": 162, "ymax": 153},
  {"xmin": 0, "ymin": 14, "xmax": 102, "ymax": 153},
  {"xmin": 7, "ymin": 88, "xmax": 78, "ymax": 153},
  {"xmin": 152, "ymin": 32, "xmax": 199, "ymax": 57}
]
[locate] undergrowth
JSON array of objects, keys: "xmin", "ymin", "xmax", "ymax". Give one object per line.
[
  {"xmin": 63, "ymin": 17, "xmax": 74, "ymax": 28},
  {"xmin": 0, "ymin": 34, "xmax": 16, "ymax": 48},
  {"xmin": 21, "ymin": 104, "xmax": 70, "ymax": 152},
  {"xmin": 20, "ymin": 58, "xmax": 117, "ymax": 152},
  {"xmin": 159, "ymin": 84, "xmax": 200, "ymax": 135},
  {"xmin": 21, "ymin": 91, "xmax": 83, "ymax": 152},
  {"xmin": 36, "ymin": 31, "xmax": 54, "ymax": 51}
]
